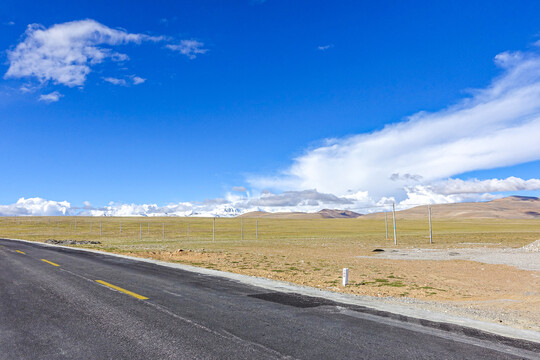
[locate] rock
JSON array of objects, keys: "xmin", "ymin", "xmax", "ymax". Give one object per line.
[{"xmin": 45, "ymin": 239, "xmax": 101, "ymax": 245}]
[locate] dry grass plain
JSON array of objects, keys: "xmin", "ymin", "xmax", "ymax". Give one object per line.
[{"xmin": 1, "ymin": 215, "xmax": 539, "ymax": 330}]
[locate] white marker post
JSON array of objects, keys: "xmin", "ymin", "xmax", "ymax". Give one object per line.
[
  {"xmin": 342, "ymin": 268, "xmax": 349, "ymax": 286},
  {"xmin": 392, "ymin": 203, "xmax": 397, "ymax": 246},
  {"xmin": 428, "ymin": 204, "xmax": 433, "ymax": 244}
]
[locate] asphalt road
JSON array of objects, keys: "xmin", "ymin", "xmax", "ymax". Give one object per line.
[{"xmin": 0, "ymin": 238, "xmax": 538, "ymax": 360}]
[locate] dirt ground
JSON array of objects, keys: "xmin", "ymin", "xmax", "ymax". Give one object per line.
[{"xmin": 118, "ymin": 241, "xmax": 540, "ymax": 332}]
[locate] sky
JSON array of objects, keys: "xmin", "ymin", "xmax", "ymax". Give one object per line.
[{"xmin": 1, "ymin": 0, "xmax": 540, "ymax": 216}]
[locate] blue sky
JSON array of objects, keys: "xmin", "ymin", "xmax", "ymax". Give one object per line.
[{"xmin": 1, "ymin": 0, "xmax": 540, "ymax": 216}]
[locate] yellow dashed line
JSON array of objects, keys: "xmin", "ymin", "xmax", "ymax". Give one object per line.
[
  {"xmin": 95, "ymin": 280, "xmax": 149, "ymax": 300},
  {"xmin": 15, "ymin": 250, "xmax": 25, "ymax": 254},
  {"xmin": 41, "ymin": 259, "xmax": 60, "ymax": 267}
]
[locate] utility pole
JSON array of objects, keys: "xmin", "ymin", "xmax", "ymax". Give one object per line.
[{"xmin": 392, "ymin": 203, "xmax": 397, "ymax": 245}]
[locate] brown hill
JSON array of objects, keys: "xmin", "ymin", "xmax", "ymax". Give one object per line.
[
  {"xmin": 363, "ymin": 196, "xmax": 540, "ymax": 220},
  {"xmin": 239, "ymin": 209, "xmax": 361, "ymax": 219}
]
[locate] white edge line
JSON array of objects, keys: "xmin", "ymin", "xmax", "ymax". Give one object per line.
[{"xmin": 2, "ymin": 237, "xmax": 539, "ymax": 344}]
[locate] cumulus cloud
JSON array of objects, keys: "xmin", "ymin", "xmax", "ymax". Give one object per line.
[
  {"xmin": 38, "ymin": 91, "xmax": 63, "ymax": 103},
  {"xmin": 0, "ymin": 197, "xmax": 71, "ymax": 216},
  {"xmin": 250, "ymin": 45, "xmax": 540, "ymax": 206},
  {"xmin": 4, "ymin": 19, "xmax": 163, "ymax": 88},
  {"xmin": 166, "ymin": 40, "xmax": 208, "ymax": 59}
]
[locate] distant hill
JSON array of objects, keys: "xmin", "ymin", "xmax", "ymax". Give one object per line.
[
  {"xmin": 363, "ymin": 196, "xmax": 540, "ymax": 220},
  {"xmin": 239, "ymin": 209, "xmax": 362, "ymax": 219}
]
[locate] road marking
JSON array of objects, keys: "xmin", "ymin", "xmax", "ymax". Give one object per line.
[
  {"xmin": 41, "ymin": 259, "xmax": 60, "ymax": 267},
  {"xmin": 95, "ymin": 280, "xmax": 149, "ymax": 300},
  {"xmin": 15, "ymin": 250, "xmax": 25, "ymax": 254}
]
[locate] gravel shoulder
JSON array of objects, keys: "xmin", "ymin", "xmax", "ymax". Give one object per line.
[{"xmin": 358, "ymin": 240, "xmax": 540, "ymax": 271}]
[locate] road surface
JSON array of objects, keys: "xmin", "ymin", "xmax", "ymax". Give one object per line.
[{"xmin": 0, "ymin": 238, "xmax": 538, "ymax": 359}]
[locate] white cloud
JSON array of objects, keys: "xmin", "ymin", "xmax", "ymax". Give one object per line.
[
  {"xmin": 0, "ymin": 197, "xmax": 71, "ymax": 216},
  {"xmin": 131, "ymin": 76, "xmax": 146, "ymax": 85},
  {"xmin": 103, "ymin": 75, "xmax": 146, "ymax": 86},
  {"xmin": 317, "ymin": 44, "xmax": 333, "ymax": 51},
  {"xmin": 103, "ymin": 77, "xmax": 127, "ymax": 86},
  {"xmin": 38, "ymin": 91, "xmax": 63, "ymax": 103},
  {"xmin": 425, "ymin": 177, "xmax": 540, "ymax": 196},
  {"xmin": 4, "ymin": 19, "xmax": 163, "ymax": 87},
  {"xmin": 250, "ymin": 46, "xmax": 540, "ymax": 206},
  {"xmin": 166, "ymin": 40, "xmax": 208, "ymax": 59},
  {"xmin": 232, "ymin": 186, "xmax": 247, "ymax": 192}
]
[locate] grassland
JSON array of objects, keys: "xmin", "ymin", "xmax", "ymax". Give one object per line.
[{"xmin": 1, "ymin": 216, "xmax": 539, "ymax": 330}]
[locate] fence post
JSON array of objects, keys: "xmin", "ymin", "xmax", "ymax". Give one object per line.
[
  {"xmin": 428, "ymin": 204, "xmax": 433, "ymax": 244},
  {"xmin": 392, "ymin": 203, "xmax": 397, "ymax": 245},
  {"xmin": 385, "ymin": 212, "xmax": 388, "ymax": 239}
]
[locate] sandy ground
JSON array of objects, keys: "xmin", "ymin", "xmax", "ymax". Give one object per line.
[{"xmin": 118, "ymin": 240, "xmax": 540, "ymax": 332}]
